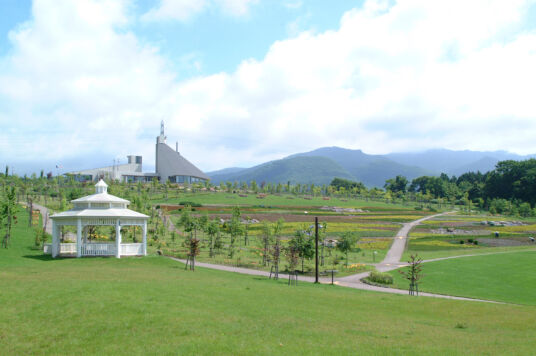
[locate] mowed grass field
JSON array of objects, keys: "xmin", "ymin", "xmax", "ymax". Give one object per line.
[
  {"xmin": 3, "ymin": 211, "xmax": 536, "ymax": 355},
  {"xmin": 390, "ymin": 251, "xmax": 536, "ymax": 305},
  {"xmin": 152, "ymin": 191, "xmax": 429, "ymax": 210}
]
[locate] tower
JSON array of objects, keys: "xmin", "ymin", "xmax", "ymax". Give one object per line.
[
  {"xmin": 157, "ymin": 120, "xmax": 166, "ymax": 144},
  {"xmin": 156, "ymin": 121, "xmax": 167, "ymax": 175}
]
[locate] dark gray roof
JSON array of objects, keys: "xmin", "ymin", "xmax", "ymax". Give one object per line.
[{"xmin": 157, "ymin": 143, "xmax": 210, "ymax": 180}]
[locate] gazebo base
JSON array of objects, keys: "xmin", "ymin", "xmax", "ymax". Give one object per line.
[{"xmin": 44, "ymin": 242, "xmax": 145, "ymax": 257}]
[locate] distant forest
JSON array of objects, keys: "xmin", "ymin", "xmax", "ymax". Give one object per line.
[{"xmin": 356, "ymin": 158, "xmax": 536, "ymax": 216}]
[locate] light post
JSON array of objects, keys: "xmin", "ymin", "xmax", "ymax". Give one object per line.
[{"xmin": 315, "ymin": 217, "xmax": 319, "ymax": 284}]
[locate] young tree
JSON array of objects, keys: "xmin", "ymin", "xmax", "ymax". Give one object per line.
[
  {"xmin": 179, "ymin": 205, "xmax": 195, "ymax": 240},
  {"xmin": 285, "ymin": 241, "xmax": 300, "ymax": 273},
  {"xmin": 243, "ymin": 216, "xmax": 252, "ymax": 246},
  {"xmin": 226, "ymin": 206, "xmax": 244, "ymax": 258},
  {"xmin": 337, "ymin": 231, "xmax": 359, "ymax": 266},
  {"xmin": 1, "ymin": 186, "xmax": 18, "ymax": 248},
  {"xmin": 198, "ymin": 212, "xmax": 209, "ymax": 239},
  {"xmin": 288, "ymin": 227, "xmax": 314, "ymax": 273},
  {"xmin": 206, "ymin": 219, "xmax": 220, "ymax": 258},
  {"xmin": 259, "ymin": 221, "xmax": 273, "ymax": 266},
  {"xmin": 399, "ymin": 254, "xmax": 424, "ymax": 296},
  {"xmin": 185, "ymin": 238, "xmax": 200, "ymax": 271}
]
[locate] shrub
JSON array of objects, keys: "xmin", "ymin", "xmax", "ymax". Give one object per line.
[
  {"xmin": 368, "ymin": 271, "xmax": 393, "ymax": 285},
  {"xmin": 459, "ymin": 240, "xmax": 464, "ymax": 244},
  {"xmin": 179, "ymin": 201, "xmax": 202, "ymax": 207}
]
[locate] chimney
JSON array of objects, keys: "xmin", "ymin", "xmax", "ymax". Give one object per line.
[{"xmin": 176, "ymin": 141, "xmax": 179, "ymax": 153}]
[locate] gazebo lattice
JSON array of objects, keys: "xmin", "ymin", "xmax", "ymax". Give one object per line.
[{"xmin": 47, "ymin": 180, "xmax": 149, "ymax": 258}]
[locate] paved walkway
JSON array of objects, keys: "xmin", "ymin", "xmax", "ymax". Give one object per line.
[
  {"xmin": 30, "ymin": 203, "xmax": 53, "ymax": 234},
  {"xmin": 169, "ymin": 257, "xmax": 500, "ymax": 303},
  {"xmin": 421, "ymin": 248, "xmax": 536, "ymax": 264},
  {"xmin": 168, "ymin": 211, "xmax": 504, "ymax": 303}
]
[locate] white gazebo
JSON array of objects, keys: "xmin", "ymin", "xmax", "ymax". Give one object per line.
[{"xmin": 47, "ymin": 180, "xmax": 149, "ymax": 258}]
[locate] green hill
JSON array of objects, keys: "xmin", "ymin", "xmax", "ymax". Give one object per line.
[
  {"xmin": 209, "ymin": 156, "xmax": 354, "ymax": 185},
  {"xmin": 208, "ymin": 146, "xmax": 534, "ymax": 188},
  {"xmin": 291, "ymin": 147, "xmax": 430, "ymax": 187}
]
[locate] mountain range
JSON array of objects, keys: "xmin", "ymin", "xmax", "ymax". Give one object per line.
[{"xmin": 207, "ymin": 147, "xmax": 535, "ymax": 188}]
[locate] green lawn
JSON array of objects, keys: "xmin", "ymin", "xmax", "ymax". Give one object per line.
[
  {"xmin": 152, "ymin": 191, "xmax": 435, "ymax": 210},
  {"xmin": 402, "ymin": 244, "xmax": 536, "ymax": 261},
  {"xmin": 390, "ymin": 251, "xmax": 536, "ymax": 305},
  {"xmin": 3, "ymin": 210, "xmax": 536, "ymax": 354}
]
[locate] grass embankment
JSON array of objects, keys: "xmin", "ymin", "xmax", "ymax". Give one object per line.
[
  {"xmin": 2, "ymin": 211, "xmax": 536, "ymax": 354},
  {"xmin": 391, "ymin": 251, "xmax": 536, "ymax": 305}
]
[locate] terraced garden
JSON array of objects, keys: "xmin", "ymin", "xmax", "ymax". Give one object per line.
[{"xmin": 155, "ymin": 202, "xmax": 432, "ymax": 276}]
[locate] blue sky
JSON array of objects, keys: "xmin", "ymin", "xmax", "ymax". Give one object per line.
[{"xmin": 1, "ymin": 0, "xmax": 536, "ymax": 176}]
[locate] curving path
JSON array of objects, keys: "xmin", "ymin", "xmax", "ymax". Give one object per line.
[
  {"xmin": 33, "ymin": 203, "xmax": 53, "ymax": 234},
  {"xmin": 169, "ymin": 211, "xmax": 504, "ymax": 303}
]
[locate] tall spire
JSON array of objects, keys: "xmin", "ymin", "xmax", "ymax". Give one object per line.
[{"xmin": 157, "ymin": 120, "xmax": 167, "ymax": 144}]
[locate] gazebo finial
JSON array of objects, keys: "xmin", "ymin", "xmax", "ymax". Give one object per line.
[{"xmin": 95, "ymin": 179, "xmax": 108, "ymax": 194}]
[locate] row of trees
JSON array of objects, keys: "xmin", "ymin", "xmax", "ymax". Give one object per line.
[
  {"xmin": 382, "ymin": 159, "xmax": 536, "ymax": 216},
  {"xmin": 174, "ymin": 205, "xmax": 360, "ymax": 273}
]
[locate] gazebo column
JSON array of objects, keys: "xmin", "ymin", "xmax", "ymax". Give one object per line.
[
  {"xmin": 142, "ymin": 221, "xmax": 147, "ymax": 256},
  {"xmin": 52, "ymin": 221, "xmax": 59, "ymax": 258},
  {"xmin": 76, "ymin": 218, "xmax": 82, "ymax": 258},
  {"xmin": 115, "ymin": 219, "xmax": 121, "ymax": 258}
]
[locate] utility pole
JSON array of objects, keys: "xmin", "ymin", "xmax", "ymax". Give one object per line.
[{"xmin": 315, "ymin": 216, "xmax": 319, "ymax": 284}]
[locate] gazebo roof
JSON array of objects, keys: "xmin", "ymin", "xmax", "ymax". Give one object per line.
[
  {"xmin": 51, "ymin": 179, "xmax": 148, "ymax": 220},
  {"xmin": 51, "ymin": 208, "xmax": 148, "ymax": 219},
  {"xmin": 71, "ymin": 193, "xmax": 129, "ymax": 204},
  {"xmin": 71, "ymin": 179, "xmax": 129, "ymax": 204}
]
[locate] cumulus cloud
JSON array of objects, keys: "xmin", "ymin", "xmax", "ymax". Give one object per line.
[
  {"xmin": 1, "ymin": 0, "xmax": 536, "ymax": 174},
  {"xmin": 172, "ymin": 0, "xmax": 536, "ymax": 164},
  {"xmin": 0, "ymin": 0, "xmax": 174, "ymax": 166}
]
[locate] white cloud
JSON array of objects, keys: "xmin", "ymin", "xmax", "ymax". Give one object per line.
[
  {"xmin": 141, "ymin": 0, "xmax": 258, "ymax": 22},
  {"xmin": 2, "ymin": 0, "xmax": 536, "ymax": 175},
  {"xmin": 0, "ymin": 0, "xmax": 175, "ymax": 166},
  {"xmin": 216, "ymin": 0, "xmax": 259, "ymax": 17},
  {"xmin": 141, "ymin": 0, "xmax": 208, "ymax": 22}
]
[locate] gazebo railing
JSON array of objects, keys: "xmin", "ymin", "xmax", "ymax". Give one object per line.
[
  {"xmin": 44, "ymin": 242, "xmax": 144, "ymax": 257},
  {"xmin": 120, "ymin": 243, "xmax": 144, "ymax": 256},
  {"xmin": 43, "ymin": 243, "xmax": 77, "ymax": 255},
  {"xmin": 82, "ymin": 242, "xmax": 116, "ymax": 256}
]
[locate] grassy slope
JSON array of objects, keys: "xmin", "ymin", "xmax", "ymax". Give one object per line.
[
  {"xmin": 2, "ymin": 211, "xmax": 536, "ymax": 355},
  {"xmin": 390, "ymin": 251, "xmax": 536, "ymax": 305}
]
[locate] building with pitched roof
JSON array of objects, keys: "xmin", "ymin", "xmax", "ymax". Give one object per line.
[{"xmin": 69, "ymin": 122, "xmax": 209, "ymax": 184}]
